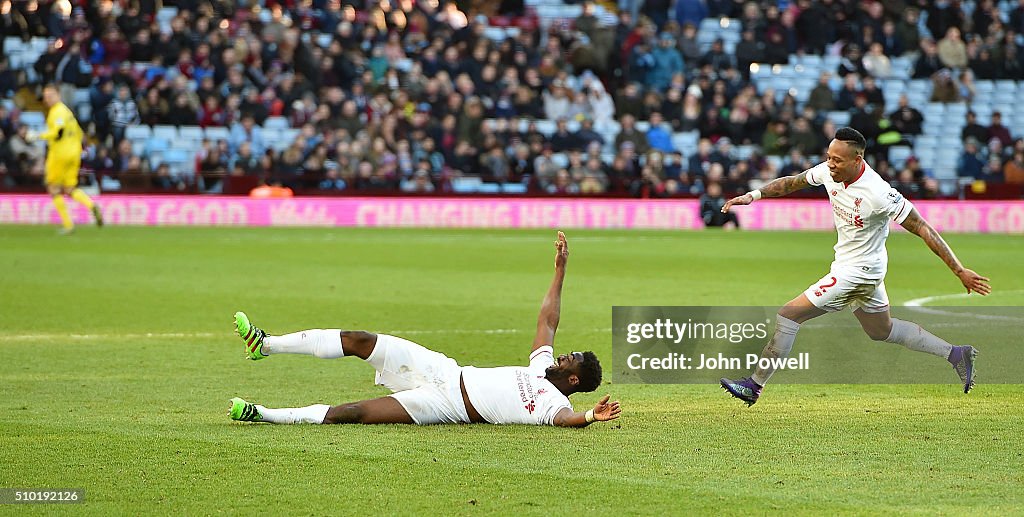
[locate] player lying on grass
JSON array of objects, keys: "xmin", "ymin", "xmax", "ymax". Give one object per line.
[
  {"xmin": 719, "ymin": 127, "xmax": 991, "ymax": 406},
  {"xmin": 228, "ymin": 231, "xmax": 621, "ymax": 427}
]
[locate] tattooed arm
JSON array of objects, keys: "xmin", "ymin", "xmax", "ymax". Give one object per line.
[
  {"xmin": 721, "ymin": 171, "xmax": 811, "ymax": 213},
  {"xmin": 900, "ymin": 208, "xmax": 992, "ymax": 295}
]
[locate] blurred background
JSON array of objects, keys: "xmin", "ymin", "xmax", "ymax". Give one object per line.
[{"xmin": 1, "ymin": 0, "xmax": 1022, "ymax": 201}]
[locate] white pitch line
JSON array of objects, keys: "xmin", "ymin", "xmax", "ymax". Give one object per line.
[{"xmin": 902, "ymin": 290, "xmax": 1024, "ymax": 322}]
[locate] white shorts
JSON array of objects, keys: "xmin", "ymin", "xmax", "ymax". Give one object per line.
[
  {"xmin": 366, "ymin": 334, "xmax": 470, "ymax": 425},
  {"xmin": 803, "ymin": 266, "xmax": 890, "ymax": 313}
]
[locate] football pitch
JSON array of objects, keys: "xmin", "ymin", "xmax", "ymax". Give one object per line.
[{"xmin": 1, "ymin": 225, "xmax": 1021, "ymax": 515}]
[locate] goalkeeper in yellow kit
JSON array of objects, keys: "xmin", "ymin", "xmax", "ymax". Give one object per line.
[{"xmin": 33, "ymin": 84, "xmax": 102, "ymax": 234}]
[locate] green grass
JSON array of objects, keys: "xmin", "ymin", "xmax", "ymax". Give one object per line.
[{"xmin": 0, "ymin": 226, "xmax": 1021, "ymax": 515}]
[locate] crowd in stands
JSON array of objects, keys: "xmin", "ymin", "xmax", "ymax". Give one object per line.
[{"xmin": 1, "ymin": 0, "xmax": 1023, "ymax": 198}]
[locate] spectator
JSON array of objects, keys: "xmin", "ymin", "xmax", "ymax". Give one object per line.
[
  {"xmin": 807, "ymin": 72, "xmax": 836, "ymax": 112},
  {"xmin": 788, "ymin": 118, "xmax": 820, "ymax": 155},
  {"xmin": 107, "ymin": 84, "xmax": 139, "ymax": 144},
  {"xmin": 795, "ymin": 0, "xmax": 829, "ymax": 55},
  {"xmin": 962, "ymin": 111, "xmax": 988, "ymax": 143},
  {"xmin": 588, "ymin": 83, "xmax": 616, "ymax": 126},
  {"xmin": 930, "ymin": 69, "xmax": 961, "ymax": 103},
  {"xmin": 937, "ymin": 27, "xmax": 968, "ymax": 69},
  {"xmin": 862, "ymin": 43, "xmax": 892, "ymax": 78},
  {"xmin": 913, "ymin": 40, "xmax": 944, "ymax": 79},
  {"xmin": 165, "ymin": 94, "xmax": 198, "ymax": 127},
  {"xmin": 550, "ymin": 118, "xmax": 579, "ymax": 153},
  {"xmin": 889, "ymin": 95, "xmax": 924, "ymax": 136},
  {"xmin": 648, "ymin": 33, "xmax": 685, "ymax": 91},
  {"xmin": 838, "ymin": 44, "xmax": 868, "ymax": 77},
  {"xmin": 836, "ymin": 74, "xmax": 861, "ymax": 111},
  {"xmin": 1003, "ymin": 149, "xmax": 1024, "ymax": 184},
  {"xmin": 957, "ymin": 138, "xmax": 985, "ymax": 179},
  {"xmin": 987, "ymin": 112, "xmax": 1014, "ymax": 148},
  {"xmin": 675, "ymin": 0, "xmax": 708, "ymax": 28},
  {"xmin": 646, "ymin": 112, "xmax": 674, "ymax": 152},
  {"xmin": 734, "ymin": 29, "xmax": 764, "ymax": 80},
  {"xmin": 699, "ymin": 38, "xmax": 735, "ymax": 74},
  {"xmin": 879, "ymin": 20, "xmax": 905, "ymax": 57},
  {"xmin": 229, "ymin": 114, "xmax": 266, "ymax": 158},
  {"xmin": 860, "ymin": 76, "xmax": 885, "ymax": 106},
  {"xmin": 542, "ymin": 81, "xmax": 571, "ymax": 121},
  {"xmin": 700, "ymin": 182, "xmax": 739, "ymax": 228},
  {"xmin": 137, "ymin": 88, "xmax": 169, "ymax": 126},
  {"xmin": 615, "ymin": 114, "xmax": 650, "ymax": 155},
  {"xmin": 762, "ymin": 120, "xmax": 790, "ymax": 156},
  {"xmin": 677, "ymin": 23, "xmax": 703, "ymax": 67},
  {"xmin": 896, "ymin": 8, "xmax": 922, "ymax": 55}
]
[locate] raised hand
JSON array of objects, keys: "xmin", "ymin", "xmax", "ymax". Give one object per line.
[
  {"xmin": 554, "ymin": 231, "xmax": 568, "ymax": 270},
  {"xmin": 958, "ymin": 268, "xmax": 991, "ymax": 295},
  {"xmin": 721, "ymin": 193, "xmax": 754, "ymax": 213},
  {"xmin": 593, "ymin": 394, "xmax": 621, "ymax": 422}
]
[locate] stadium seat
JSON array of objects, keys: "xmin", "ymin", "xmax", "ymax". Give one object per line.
[
  {"xmin": 534, "ymin": 120, "xmax": 556, "ymax": 137},
  {"xmin": 178, "ymin": 126, "xmax": 204, "ymax": 141},
  {"xmin": 451, "ymin": 177, "xmax": 482, "ymax": 193},
  {"xmin": 125, "ymin": 125, "xmax": 152, "ymax": 140},
  {"xmin": 146, "ymin": 138, "xmax": 170, "ymax": 156},
  {"xmin": 204, "ymin": 126, "xmax": 230, "ymax": 142},
  {"xmin": 888, "ymin": 146, "xmax": 913, "ymax": 168},
  {"xmin": 477, "ymin": 183, "xmax": 502, "ymax": 193},
  {"xmin": 501, "ymin": 183, "xmax": 527, "ymax": 194},
  {"xmin": 263, "ymin": 117, "xmax": 289, "ymax": 130},
  {"xmin": 19, "ymin": 111, "xmax": 45, "ymax": 128},
  {"xmin": 671, "ymin": 131, "xmax": 699, "ymax": 152},
  {"xmin": 827, "ymin": 111, "xmax": 851, "ymax": 126},
  {"xmin": 974, "ymin": 80, "xmax": 995, "ymax": 95},
  {"xmin": 152, "ymin": 125, "xmax": 179, "ymax": 141}
]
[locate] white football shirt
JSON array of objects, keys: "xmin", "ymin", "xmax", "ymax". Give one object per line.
[
  {"xmin": 461, "ymin": 346, "xmax": 572, "ymax": 425},
  {"xmin": 805, "ymin": 160, "xmax": 914, "ymax": 276}
]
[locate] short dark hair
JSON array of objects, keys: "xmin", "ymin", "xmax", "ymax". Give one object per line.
[
  {"xmin": 835, "ymin": 127, "xmax": 866, "ymax": 154},
  {"xmin": 577, "ymin": 351, "xmax": 603, "ymax": 392}
]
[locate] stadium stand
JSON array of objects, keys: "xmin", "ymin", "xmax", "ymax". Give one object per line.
[{"xmin": 0, "ymin": 0, "xmax": 1022, "ymax": 198}]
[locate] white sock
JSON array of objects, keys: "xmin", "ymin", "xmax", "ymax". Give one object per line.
[
  {"xmin": 263, "ymin": 329, "xmax": 344, "ymax": 358},
  {"xmin": 884, "ymin": 318, "xmax": 952, "ymax": 358},
  {"xmin": 751, "ymin": 315, "xmax": 801, "ymax": 386},
  {"xmin": 257, "ymin": 404, "xmax": 330, "ymax": 424}
]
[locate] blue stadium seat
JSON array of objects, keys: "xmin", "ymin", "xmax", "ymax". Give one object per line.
[
  {"xmin": 178, "ymin": 126, "xmax": 204, "ymax": 141},
  {"xmin": 501, "ymin": 183, "xmax": 527, "ymax": 194},
  {"xmin": 146, "ymin": 138, "xmax": 170, "ymax": 155},
  {"xmin": 451, "ymin": 177, "xmax": 482, "ymax": 193},
  {"xmin": 974, "ymin": 80, "xmax": 995, "ymax": 95},
  {"xmin": 827, "ymin": 111, "xmax": 851, "ymax": 126},
  {"xmin": 263, "ymin": 117, "xmax": 289, "ymax": 130},
  {"xmin": 535, "ymin": 120, "xmax": 556, "ymax": 137},
  {"xmin": 152, "ymin": 125, "xmax": 179, "ymax": 141},
  {"xmin": 19, "ymin": 111, "xmax": 45, "ymax": 128},
  {"xmin": 888, "ymin": 146, "xmax": 913, "ymax": 168},
  {"xmin": 204, "ymin": 126, "xmax": 230, "ymax": 142},
  {"xmin": 125, "ymin": 125, "xmax": 152, "ymax": 140}
]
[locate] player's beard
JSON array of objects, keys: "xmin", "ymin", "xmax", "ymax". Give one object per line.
[{"xmin": 545, "ymin": 365, "xmax": 570, "ymax": 382}]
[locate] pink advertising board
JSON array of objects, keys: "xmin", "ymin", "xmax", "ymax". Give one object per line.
[{"xmin": 1, "ymin": 195, "xmax": 1022, "ymax": 233}]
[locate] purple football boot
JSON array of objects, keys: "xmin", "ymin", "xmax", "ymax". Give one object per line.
[
  {"xmin": 948, "ymin": 345, "xmax": 978, "ymax": 393},
  {"xmin": 720, "ymin": 377, "xmax": 762, "ymax": 406}
]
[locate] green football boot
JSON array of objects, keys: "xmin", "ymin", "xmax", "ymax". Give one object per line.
[
  {"xmin": 229, "ymin": 397, "xmax": 263, "ymax": 422},
  {"xmin": 234, "ymin": 311, "xmax": 268, "ymax": 360}
]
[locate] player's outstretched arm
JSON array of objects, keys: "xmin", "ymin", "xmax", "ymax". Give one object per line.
[
  {"xmin": 552, "ymin": 395, "xmax": 621, "ymax": 428},
  {"xmin": 900, "ymin": 208, "xmax": 991, "ymax": 295},
  {"xmin": 532, "ymin": 231, "xmax": 568, "ymax": 353},
  {"xmin": 722, "ymin": 171, "xmax": 812, "ymax": 213}
]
